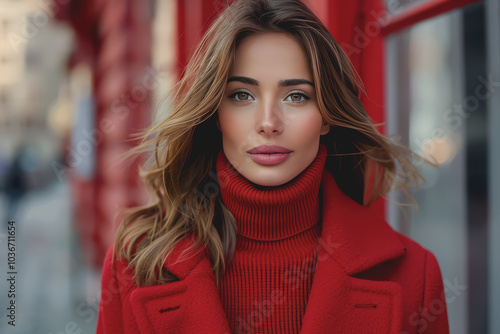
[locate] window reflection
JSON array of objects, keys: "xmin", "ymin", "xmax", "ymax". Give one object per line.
[{"xmin": 385, "ymin": 11, "xmax": 469, "ymax": 334}]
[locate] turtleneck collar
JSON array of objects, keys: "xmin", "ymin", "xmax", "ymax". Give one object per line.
[{"xmin": 216, "ymin": 144, "xmax": 327, "ymax": 241}]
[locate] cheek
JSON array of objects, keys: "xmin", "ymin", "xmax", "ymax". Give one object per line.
[
  {"xmin": 288, "ymin": 112, "xmax": 324, "ymax": 141},
  {"xmin": 218, "ymin": 110, "xmax": 245, "ymax": 141}
]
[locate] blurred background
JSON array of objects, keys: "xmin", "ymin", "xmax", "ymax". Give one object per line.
[{"xmin": 0, "ymin": 0, "xmax": 498, "ymax": 333}]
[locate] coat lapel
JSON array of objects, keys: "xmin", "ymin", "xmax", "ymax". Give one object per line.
[
  {"xmin": 128, "ymin": 236, "xmax": 231, "ymax": 333},
  {"xmin": 300, "ymin": 171, "xmax": 405, "ymax": 333},
  {"xmin": 129, "ymin": 170, "xmax": 406, "ymax": 333}
]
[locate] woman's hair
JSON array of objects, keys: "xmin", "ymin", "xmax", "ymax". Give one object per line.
[{"xmin": 113, "ymin": 0, "xmax": 436, "ymax": 287}]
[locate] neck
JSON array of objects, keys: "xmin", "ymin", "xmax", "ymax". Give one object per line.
[{"xmin": 216, "ymin": 144, "xmax": 327, "ymax": 241}]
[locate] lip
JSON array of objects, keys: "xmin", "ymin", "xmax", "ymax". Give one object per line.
[
  {"xmin": 247, "ymin": 145, "xmax": 292, "ymax": 154},
  {"xmin": 247, "ymin": 145, "xmax": 293, "ymax": 165}
]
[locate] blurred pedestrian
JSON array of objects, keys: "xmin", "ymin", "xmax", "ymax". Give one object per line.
[{"xmin": 2, "ymin": 145, "xmax": 29, "ymax": 226}]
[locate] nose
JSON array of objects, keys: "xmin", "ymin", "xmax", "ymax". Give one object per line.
[{"xmin": 255, "ymin": 102, "xmax": 284, "ymax": 136}]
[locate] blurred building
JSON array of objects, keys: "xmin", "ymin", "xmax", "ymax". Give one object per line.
[{"xmin": 0, "ymin": 0, "xmax": 73, "ymax": 187}]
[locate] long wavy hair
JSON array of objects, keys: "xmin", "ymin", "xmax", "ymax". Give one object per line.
[{"xmin": 113, "ymin": 0, "xmax": 436, "ymax": 288}]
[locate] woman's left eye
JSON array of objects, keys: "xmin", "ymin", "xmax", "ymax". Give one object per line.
[{"xmin": 286, "ymin": 92, "xmax": 310, "ymax": 104}]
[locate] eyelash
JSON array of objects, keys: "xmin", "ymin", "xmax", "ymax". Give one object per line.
[{"xmin": 228, "ymin": 89, "xmax": 311, "ymax": 104}]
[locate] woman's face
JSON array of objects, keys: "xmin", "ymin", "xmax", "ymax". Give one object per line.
[{"xmin": 217, "ymin": 32, "xmax": 330, "ymax": 187}]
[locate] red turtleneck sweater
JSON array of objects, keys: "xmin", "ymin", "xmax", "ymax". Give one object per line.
[{"xmin": 216, "ymin": 144, "xmax": 328, "ymax": 333}]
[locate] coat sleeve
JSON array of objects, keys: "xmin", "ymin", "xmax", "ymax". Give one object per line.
[
  {"xmin": 417, "ymin": 250, "xmax": 450, "ymax": 333},
  {"xmin": 96, "ymin": 245, "xmax": 125, "ymax": 334}
]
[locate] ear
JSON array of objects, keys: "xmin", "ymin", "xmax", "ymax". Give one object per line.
[
  {"xmin": 216, "ymin": 118, "xmax": 221, "ymax": 131},
  {"xmin": 320, "ymin": 122, "xmax": 330, "ymax": 135}
]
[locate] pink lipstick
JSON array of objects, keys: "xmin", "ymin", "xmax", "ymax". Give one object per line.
[{"xmin": 247, "ymin": 145, "xmax": 292, "ymax": 165}]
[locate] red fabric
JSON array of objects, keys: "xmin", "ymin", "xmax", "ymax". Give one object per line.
[
  {"xmin": 216, "ymin": 145, "xmax": 326, "ymax": 333},
  {"xmin": 96, "ymin": 144, "xmax": 450, "ymax": 334}
]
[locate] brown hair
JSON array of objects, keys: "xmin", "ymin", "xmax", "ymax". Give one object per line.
[{"xmin": 113, "ymin": 0, "xmax": 435, "ymax": 287}]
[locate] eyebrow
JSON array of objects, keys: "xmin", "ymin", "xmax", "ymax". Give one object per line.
[{"xmin": 227, "ymin": 76, "xmax": 315, "ymax": 87}]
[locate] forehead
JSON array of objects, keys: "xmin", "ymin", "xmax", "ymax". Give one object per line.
[{"xmin": 231, "ymin": 32, "xmax": 312, "ymax": 80}]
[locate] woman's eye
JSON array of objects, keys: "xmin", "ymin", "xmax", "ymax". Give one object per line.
[
  {"xmin": 286, "ymin": 92, "xmax": 310, "ymax": 104},
  {"xmin": 230, "ymin": 91, "xmax": 253, "ymax": 102},
  {"xmin": 237, "ymin": 92, "xmax": 250, "ymax": 101}
]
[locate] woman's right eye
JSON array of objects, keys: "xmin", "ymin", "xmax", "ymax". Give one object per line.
[{"xmin": 229, "ymin": 91, "xmax": 253, "ymax": 102}]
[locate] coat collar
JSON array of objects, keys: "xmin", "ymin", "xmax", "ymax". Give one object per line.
[
  {"xmin": 128, "ymin": 170, "xmax": 406, "ymax": 333},
  {"xmin": 318, "ymin": 170, "xmax": 405, "ymax": 275}
]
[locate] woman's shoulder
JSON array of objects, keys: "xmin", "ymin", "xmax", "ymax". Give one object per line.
[
  {"xmin": 101, "ymin": 242, "xmax": 138, "ymax": 292},
  {"xmin": 100, "ymin": 232, "xmax": 207, "ymax": 289},
  {"xmin": 390, "ymin": 231, "xmax": 446, "ymax": 289},
  {"xmin": 394, "ymin": 231, "xmax": 442, "ymax": 267}
]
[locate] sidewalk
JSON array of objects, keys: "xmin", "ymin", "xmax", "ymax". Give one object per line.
[{"xmin": 0, "ymin": 180, "xmax": 100, "ymax": 334}]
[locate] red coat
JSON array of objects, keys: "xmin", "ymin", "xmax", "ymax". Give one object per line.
[{"xmin": 96, "ymin": 170, "xmax": 450, "ymax": 333}]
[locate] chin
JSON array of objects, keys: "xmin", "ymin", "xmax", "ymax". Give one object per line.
[
  {"xmin": 255, "ymin": 179, "xmax": 285, "ymax": 187},
  {"xmin": 245, "ymin": 172, "xmax": 294, "ymax": 188}
]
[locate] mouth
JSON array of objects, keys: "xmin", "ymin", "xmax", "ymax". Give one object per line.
[
  {"xmin": 246, "ymin": 145, "xmax": 293, "ymax": 165},
  {"xmin": 246, "ymin": 145, "xmax": 292, "ymax": 154}
]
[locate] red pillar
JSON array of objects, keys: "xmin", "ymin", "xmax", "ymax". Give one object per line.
[
  {"xmin": 176, "ymin": 0, "xmax": 226, "ymax": 79},
  {"xmin": 55, "ymin": 0, "xmax": 153, "ymax": 268},
  {"xmin": 312, "ymin": 0, "xmax": 387, "ymax": 214}
]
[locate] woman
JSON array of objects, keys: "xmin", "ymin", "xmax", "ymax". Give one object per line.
[{"xmin": 96, "ymin": 0, "xmax": 449, "ymax": 333}]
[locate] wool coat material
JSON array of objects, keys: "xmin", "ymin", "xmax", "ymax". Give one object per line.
[{"xmin": 96, "ymin": 170, "xmax": 450, "ymax": 334}]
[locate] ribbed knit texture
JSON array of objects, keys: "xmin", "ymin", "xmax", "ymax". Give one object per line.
[{"xmin": 216, "ymin": 144, "xmax": 327, "ymax": 334}]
